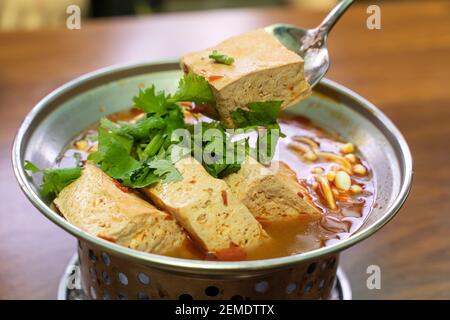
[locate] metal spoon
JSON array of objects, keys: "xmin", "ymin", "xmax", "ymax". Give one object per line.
[{"xmin": 265, "ymin": 0, "xmax": 354, "ymax": 87}]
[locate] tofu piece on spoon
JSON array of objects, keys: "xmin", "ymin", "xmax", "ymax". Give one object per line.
[
  {"xmin": 181, "ymin": 28, "xmax": 311, "ymax": 127},
  {"xmin": 54, "ymin": 163, "xmax": 186, "ymax": 255},
  {"xmin": 142, "ymin": 157, "xmax": 268, "ymax": 259},
  {"xmin": 224, "ymin": 157, "xmax": 322, "ymax": 223}
]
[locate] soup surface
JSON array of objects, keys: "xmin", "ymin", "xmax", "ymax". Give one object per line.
[{"xmin": 56, "ymin": 108, "xmax": 375, "ymax": 260}]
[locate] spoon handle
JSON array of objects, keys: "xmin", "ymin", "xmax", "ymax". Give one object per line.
[{"xmin": 317, "ymin": 0, "xmax": 354, "ymax": 38}]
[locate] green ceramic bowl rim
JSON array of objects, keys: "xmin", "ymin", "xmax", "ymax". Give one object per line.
[{"xmin": 12, "ymin": 60, "xmax": 413, "ymax": 274}]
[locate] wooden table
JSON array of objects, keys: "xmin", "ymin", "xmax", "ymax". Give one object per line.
[{"xmin": 1, "ymin": 0, "xmax": 449, "ymax": 300}]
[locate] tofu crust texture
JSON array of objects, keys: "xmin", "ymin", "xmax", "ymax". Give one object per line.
[
  {"xmin": 181, "ymin": 28, "xmax": 311, "ymax": 127},
  {"xmin": 224, "ymin": 157, "xmax": 322, "ymax": 222},
  {"xmin": 54, "ymin": 163, "xmax": 186, "ymax": 255},
  {"xmin": 142, "ymin": 157, "xmax": 268, "ymax": 254}
]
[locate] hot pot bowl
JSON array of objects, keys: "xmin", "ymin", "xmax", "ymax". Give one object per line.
[{"xmin": 12, "ymin": 61, "xmax": 412, "ymax": 300}]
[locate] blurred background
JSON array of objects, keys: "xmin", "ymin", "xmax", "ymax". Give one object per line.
[{"xmin": 0, "ymin": 0, "xmax": 388, "ymax": 31}]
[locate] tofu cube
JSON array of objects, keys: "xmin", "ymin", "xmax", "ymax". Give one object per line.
[
  {"xmin": 181, "ymin": 28, "xmax": 311, "ymax": 127},
  {"xmin": 54, "ymin": 163, "xmax": 186, "ymax": 255},
  {"xmin": 224, "ymin": 157, "xmax": 322, "ymax": 222},
  {"xmin": 142, "ymin": 157, "xmax": 268, "ymax": 256}
]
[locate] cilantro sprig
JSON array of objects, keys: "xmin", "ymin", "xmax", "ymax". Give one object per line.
[
  {"xmin": 209, "ymin": 50, "xmax": 235, "ymax": 65},
  {"xmin": 169, "ymin": 73, "xmax": 216, "ymax": 104},
  {"xmin": 24, "ymin": 160, "xmax": 81, "ymax": 199},
  {"xmin": 88, "ymin": 125, "xmax": 182, "ymax": 189},
  {"xmin": 26, "ymin": 72, "xmax": 286, "ymax": 200},
  {"xmin": 87, "ymin": 73, "xmax": 215, "ymax": 188},
  {"xmin": 230, "ymin": 101, "xmax": 283, "ymax": 129},
  {"xmin": 133, "ymin": 85, "xmax": 170, "ymax": 116}
]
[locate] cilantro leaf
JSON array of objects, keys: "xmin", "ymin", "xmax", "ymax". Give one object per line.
[
  {"xmin": 170, "ymin": 73, "xmax": 216, "ymax": 104},
  {"xmin": 88, "ymin": 128, "xmax": 140, "ymax": 180},
  {"xmin": 118, "ymin": 116, "xmax": 165, "ymax": 140},
  {"xmin": 164, "ymin": 107, "xmax": 185, "ymax": 134},
  {"xmin": 133, "ymin": 85, "xmax": 168, "ymax": 116},
  {"xmin": 99, "ymin": 118, "xmax": 134, "ymax": 153},
  {"xmin": 217, "ymin": 162, "xmax": 242, "ymax": 178},
  {"xmin": 25, "ymin": 160, "xmax": 82, "ymax": 199},
  {"xmin": 147, "ymin": 159, "xmax": 182, "ymax": 183},
  {"xmin": 230, "ymin": 101, "xmax": 283, "ymax": 128},
  {"xmin": 89, "ymin": 124, "xmax": 182, "ymax": 188},
  {"xmin": 122, "ymin": 165, "xmax": 160, "ymax": 188},
  {"xmin": 24, "ymin": 160, "xmax": 41, "ymax": 173},
  {"xmin": 209, "ymin": 50, "xmax": 235, "ymax": 65},
  {"xmin": 41, "ymin": 167, "xmax": 82, "ymax": 199}
]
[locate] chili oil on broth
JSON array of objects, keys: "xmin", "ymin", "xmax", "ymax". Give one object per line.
[{"xmin": 55, "ymin": 108, "xmax": 375, "ymax": 261}]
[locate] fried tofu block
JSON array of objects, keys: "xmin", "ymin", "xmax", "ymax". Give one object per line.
[
  {"xmin": 181, "ymin": 28, "xmax": 311, "ymax": 127},
  {"xmin": 142, "ymin": 157, "xmax": 268, "ymax": 255},
  {"xmin": 54, "ymin": 163, "xmax": 186, "ymax": 255},
  {"xmin": 224, "ymin": 157, "xmax": 322, "ymax": 222}
]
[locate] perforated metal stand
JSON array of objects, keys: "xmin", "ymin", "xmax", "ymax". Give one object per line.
[{"xmin": 57, "ymin": 254, "xmax": 352, "ymax": 300}]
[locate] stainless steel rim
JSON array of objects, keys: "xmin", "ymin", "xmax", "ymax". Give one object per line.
[{"xmin": 12, "ymin": 60, "xmax": 413, "ymax": 274}]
